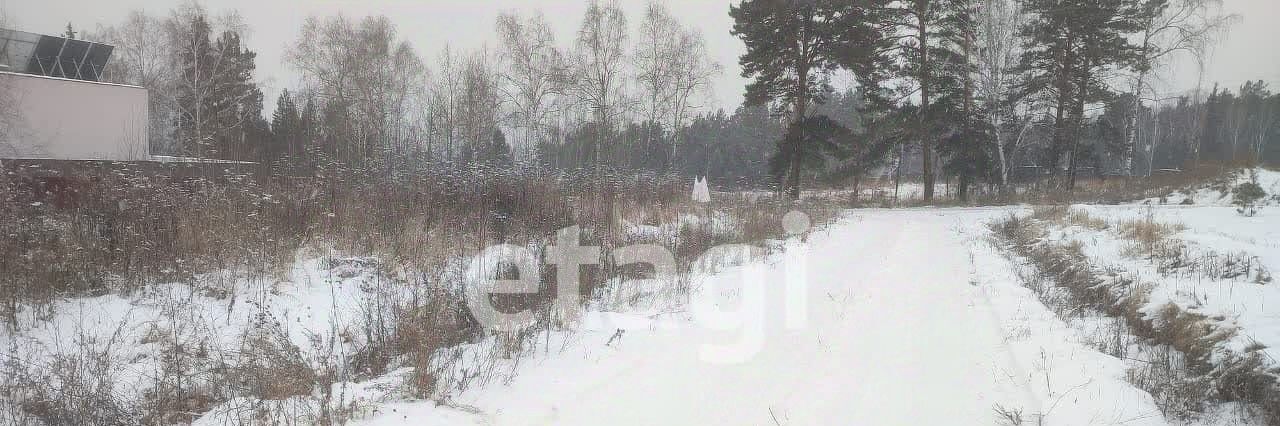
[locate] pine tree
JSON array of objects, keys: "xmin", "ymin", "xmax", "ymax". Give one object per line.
[
  {"xmin": 172, "ymin": 12, "xmax": 264, "ymax": 161},
  {"xmin": 482, "ymin": 129, "xmax": 514, "ymax": 167},
  {"xmin": 1018, "ymin": 0, "xmax": 1146, "ymax": 189},
  {"xmin": 881, "ymin": 0, "xmax": 949, "ymax": 202},
  {"xmin": 299, "ymin": 95, "xmax": 319, "ymax": 168},
  {"xmin": 210, "ymin": 31, "xmax": 264, "ymax": 161},
  {"xmin": 271, "ymin": 89, "xmax": 302, "ymax": 165},
  {"xmin": 730, "ymin": 0, "xmax": 888, "ymax": 199},
  {"xmin": 932, "ymin": 0, "xmax": 996, "ymax": 200}
]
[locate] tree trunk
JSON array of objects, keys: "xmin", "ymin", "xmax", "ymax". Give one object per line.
[
  {"xmin": 1049, "ymin": 32, "xmax": 1074, "ymax": 186},
  {"xmin": 919, "ymin": 7, "xmax": 934, "ymax": 203},
  {"xmin": 1066, "ymin": 58, "xmax": 1089, "ymax": 191},
  {"xmin": 785, "ymin": 31, "xmax": 811, "ymax": 201},
  {"xmin": 1123, "ymin": 70, "xmax": 1147, "ymax": 176},
  {"xmin": 851, "ymin": 174, "xmax": 862, "ymax": 201},
  {"xmin": 894, "ymin": 144, "xmax": 904, "ymax": 203},
  {"xmin": 996, "ymin": 130, "xmax": 1009, "ymax": 188}
]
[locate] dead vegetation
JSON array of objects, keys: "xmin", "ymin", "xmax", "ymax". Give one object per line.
[
  {"xmin": 992, "ymin": 213, "xmax": 1280, "ymax": 423},
  {"xmin": 829, "ymin": 165, "xmax": 1241, "ymax": 210},
  {"xmin": 1029, "ymin": 205, "xmax": 1109, "ymax": 231},
  {"xmin": 0, "ymin": 164, "xmax": 848, "ymax": 424},
  {"xmin": 1030, "ymin": 205, "xmax": 1271, "ymax": 285}
]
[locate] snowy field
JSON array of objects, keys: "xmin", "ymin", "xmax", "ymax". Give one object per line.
[
  {"xmin": 1073, "ymin": 170, "xmax": 1280, "ymax": 361},
  {"xmin": 5, "ymin": 171, "xmax": 1278, "ymax": 425},
  {"xmin": 349, "ymin": 208, "xmax": 1242, "ymax": 425},
  {"xmin": 345, "ymin": 205, "xmax": 1264, "ymax": 424},
  {"xmin": 344, "ymin": 172, "xmax": 1280, "ymax": 425}
]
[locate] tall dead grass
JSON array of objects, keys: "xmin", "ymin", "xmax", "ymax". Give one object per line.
[
  {"xmin": 1, "ymin": 163, "xmax": 844, "ymax": 424},
  {"xmin": 993, "ymin": 214, "xmax": 1280, "ymax": 423}
]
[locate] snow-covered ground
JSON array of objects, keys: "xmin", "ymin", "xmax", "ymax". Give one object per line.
[
  {"xmin": 1072, "ymin": 204, "xmax": 1279, "ymax": 329},
  {"xmin": 1143, "ymin": 168, "xmax": 1280, "ymax": 208},
  {"xmin": 7, "ymin": 171, "xmax": 1278, "ymax": 424},
  {"xmin": 1068, "ymin": 169, "xmax": 1280, "ymax": 361},
  {"xmin": 352, "ymin": 208, "xmax": 1188, "ymax": 425},
  {"xmin": 0, "ymin": 254, "xmax": 411, "ymax": 423}
]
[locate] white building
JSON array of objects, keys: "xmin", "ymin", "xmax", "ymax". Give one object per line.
[{"xmin": 0, "ymin": 28, "xmax": 149, "ymax": 161}]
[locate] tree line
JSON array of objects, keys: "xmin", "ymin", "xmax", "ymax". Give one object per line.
[
  {"xmin": 88, "ymin": 1, "xmax": 724, "ymax": 176},
  {"xmin": 82, "ymin": 0, "xmax": 1273, "ymax": 200},
  {"xmin": 729, "ymin": 0, "xmax": 1263, "ymax": 200}
]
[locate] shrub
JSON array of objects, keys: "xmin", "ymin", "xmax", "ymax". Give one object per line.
[{"xmin": 1231, "ymin": 181, "xmax": 1266, "ymax": 217}]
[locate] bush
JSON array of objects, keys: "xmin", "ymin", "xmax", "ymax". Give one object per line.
[{"xmin": 1231, "ymin": 181, "xmax": 1266, "ymax": 217}]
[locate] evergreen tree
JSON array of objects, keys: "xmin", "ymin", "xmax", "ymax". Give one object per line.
[
  {"xmin": 730, "ymin": 0, "xmax": 888, "ymax": 199},
  {"xmin": 1018, "ymin": 0, "xmax": 1147, "ymax": 189},
  {"xmin": 925, "ymin": 0, "xmax": 996, "ymax": 200},
  {"xmin": 880, "ymin": 0, "xmax": 972, "ymax": 201},
  {"xmin": 211, "ymin": 31, "xmax": 265, "ymax": 161},
  {"xmin": 299, "ymin": 95, "xmax": 319, "ymax": 168},
  {"xmin": 480, "ymin": 129, "xmax": 514, "ymax": 167},
  {"xmin": 172, "ymin": 12, "xmax": 264, "ymax": 161},
  {"xmin": 271, "ymin": 89, "xmax": 302, "ymax": 165}
]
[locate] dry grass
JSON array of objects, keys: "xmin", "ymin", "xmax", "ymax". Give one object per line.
[
  {"xmin": 1115, "ymin": 214, "xmax": 1186, "ymax": 254},
  {"xmin": 992, "ymin": 214, "xmax": 1280, "ymax": 422},
  {"xmin": 1029, "ymin": 206, "xmax": 1109, "ymax": 231},
  {"xmin": 0, "ymin": 163, "xmax": 848, "ymax": 424},
  {"xmin": 1025, "ymin": 204, "xmax": 1270, "ymax": 286}
]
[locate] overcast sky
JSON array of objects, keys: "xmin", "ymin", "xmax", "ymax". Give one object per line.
[{"xmin": 5, "ymin": 0, "xmax": 1279, "ymax": 113}]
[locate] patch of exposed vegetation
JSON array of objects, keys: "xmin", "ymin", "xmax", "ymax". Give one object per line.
[{"xmin": 992, "ymin": 214, "xmax": 1280, "ymax": 423}]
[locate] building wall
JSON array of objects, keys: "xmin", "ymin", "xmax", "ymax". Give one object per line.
[{"xmin": 0, "ymin": 71, "xmax": 148, "ymax": 161}]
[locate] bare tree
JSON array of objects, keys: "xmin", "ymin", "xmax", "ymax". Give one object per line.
[
  {"xmin": 458, "ymin": 49, "xmax": 502, "ymax": 165},
  {"xmin": 428, "ymin": 46, "xmax": 462, "ymax": 162},
  {"xmin": 974, "ymin": 0, "xmax": 1024, "ymax": 187},
  {"xmin": 95, "ymin": 12, "xmax": 171, "ymax": 88},
  {"xmin": 632, "ymin": 1, "xmax": 721, "ymax": 166},
  {"xmin": 495, "ymin": 11, "xmax": 565, "ymax": 161},
  {"xmin": 668, "ymin": 27, "xmax": 721, "ymax": 165},
  {"xmin": 287, "ymin": 14, "xmax": 425, "ymax": 167},
  {"xmin": 92, "ymin": 10, "xmax": 178, "ymax": 154},
  {"xmin": 570, "ymin": 0, "xmax": 630, "ymax": 135},
  {"xmin": 1121, "ymin": 0, "xmax": 1237, "ymax": 175},
  {"xmin": 633, "ymin": 1, "xmax": 680, "ymax": 129}
]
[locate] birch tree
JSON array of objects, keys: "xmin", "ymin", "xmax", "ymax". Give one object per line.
[
  {"xmin": 668, "ymin": 26, "xmax": 722, "ymax": 166},
  {"xmin": 633, "ymin": 1, "xmax": 721, "ymax": 169},
  {"xmin": 974, "ymin": 0, "xmax": 1024, "ymax": 187},
  {"xmin": 633, "ymin": 1, "xmax": 679, "ymax": 129},
  {"xmin": 1120, "ymin": 0, "xmax": 1235, "ymax": 175},
  {"xmin": 428, "ymin": 46, "xmax": 463, "ymax": 161},
  {"xmin": 495, "ymin": 11, "xmax": 565, "ymax": 160},
  {"xmin": 287, "ymin": 15, "xmax": 425, "ymax": 167},
  {"xmin": 570, "ymin": 0, "xmax": 630, "ymax": 151},
  {"xmin": 167, "ymin": 3, "xmax": 263, "ymax": 160}
]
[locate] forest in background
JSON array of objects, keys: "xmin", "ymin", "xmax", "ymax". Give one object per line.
[
  {"xmin": 3, "ymin": 1, "xmax": 1280, "ymax": 424},
  {"xmin": 68, "ymin": 0, "xmax": 1278, "ymax": 198}
]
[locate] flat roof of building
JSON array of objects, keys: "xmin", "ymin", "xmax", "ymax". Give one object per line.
[{"xmin": 0, "ymin": 70, "xmax": 145, "ymax": 90}]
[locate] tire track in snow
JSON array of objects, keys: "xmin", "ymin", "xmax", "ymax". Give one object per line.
[{"xmin": 359, "ymin": 209, "xmax": 1174, "ymax": 425}]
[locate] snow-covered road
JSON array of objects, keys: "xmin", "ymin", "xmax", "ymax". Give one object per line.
[{"xmin": 363, "ymin": 209, "xmax": 1170, "ymax": 425}]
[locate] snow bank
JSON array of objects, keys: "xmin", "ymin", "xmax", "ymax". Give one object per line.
[{"xmin": 1148, "ymin": 168, "xmax": 1280, "ymax": 207}]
